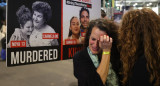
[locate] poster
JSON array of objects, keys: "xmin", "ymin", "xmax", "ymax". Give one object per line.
[
  {"xmin": 7, "ymin": 0, "xmax": 61, "ymax": 66},
  {"xmin": 7, "ymin": 0, "xmax": 101, "ymax": 66},
  {"xmin": 63, "ymin": 0, "xmax": 101, "ymax": 59}
]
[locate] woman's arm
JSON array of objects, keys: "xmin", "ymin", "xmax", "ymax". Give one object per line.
[
  {"xmin": 97, "ymin": 35, "xmax": 113, "ymax": 84},
  {"xmin": 10, "ymin": 28, "xmax": 23, "ymax": 40},
  {"xmin": 7, "ymin": 28, "xmax": 23, "ymax": 48},
  {"xmin": 73, "ymin": 51, "xmax": 104, "ymax": 86}
]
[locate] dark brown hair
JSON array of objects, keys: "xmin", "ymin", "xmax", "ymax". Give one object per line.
[
  {"xmin": 32, "ymin": 1, "xmax": 52, "ymax": 23},
  {"xmin": 16, "ymin": 5, "xmax": 32, "ymax": 27}
]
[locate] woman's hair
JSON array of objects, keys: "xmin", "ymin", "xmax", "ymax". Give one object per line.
[
  {"xmin": 68, "ymin": 16, "xmax": 80, "ymax": 37},
  {"xmin": 84, "ymin": 19, "xmax": 121, "ymax": 79},
  {"xmin": 16, "ymin": 5, "xmax": 32, "ymax": 27},
  {"xmin": 84, "ymin": 19, "xmax": 118, "ymax": 47},
  {"xmin": 119, "ymin": 8, "xmax": 160, "ymax": 86},
  {"xmin": 32, "ymin": 1, "xmax": 52, "ymax": 23}
]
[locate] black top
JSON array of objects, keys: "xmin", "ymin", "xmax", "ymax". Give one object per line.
[
  {"xmin": 73, "ymin": 48, "xmax": 104, "ymax": 86},
  {"xmin": 1, "ymin": 37, "xmax": 6, "ymax": 49},
  {"xmin": 128, "ymin": 55, "xmax": 153, "ymax": 86}
]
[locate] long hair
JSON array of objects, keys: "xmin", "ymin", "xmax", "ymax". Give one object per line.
[
  {"xmin": 84, "ymin": 19, "xmax": 121, "ymax": 80},
  {"xmin": 68, "ymin": 16, "xmax": 80, "ymax": 37},
  {"xmin": 119, "ymin": 8, "xmax": 160, "ymax": 86}
]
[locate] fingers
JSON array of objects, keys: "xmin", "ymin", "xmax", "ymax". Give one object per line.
[
  {"xmin": 99, "ymin": 35, "xmax": 113, "ymax": 51},
  {"xmin": 100, "ymin": 35, "xmax": 112, "ymax": 43},
  {"xmin": 110, "ymin": 37, "xmax": 112, "ymax": 43},
  {"xmin": 106, "ymin": 35, "xmax": 109, "ymax": 42},
  {"xmin": 100, "ymin": 35, "xmax": 103, "ymax": 42}
]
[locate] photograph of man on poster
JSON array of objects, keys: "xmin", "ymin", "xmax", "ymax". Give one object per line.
[
  {"xmin": 79, "ymin": 7, "xmax": 90, "ymax": 33},
  {"xmin": 63, "ymin": 7, "xmax": 90, "ymax": 45},
  {"xmin": 79, "ymin": 7, "xmax": 90, "ymax": 43},
  {"xmin": 7, "ymin": 0, "xmax": 60, "ymax": 47}
]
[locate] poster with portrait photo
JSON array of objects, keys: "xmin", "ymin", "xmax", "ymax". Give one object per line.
[
  {"xmin": 63, "ymin": 0, "xmax": 101, "ymax": 59},
  {"xmin": 7, "ymin": 0, "xmax": 61, "ymax": 66}
]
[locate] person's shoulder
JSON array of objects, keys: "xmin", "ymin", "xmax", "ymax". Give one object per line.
[
  {"xmin": 43, "ymin": 25, "xmax": 56, "ymax": 33},
  {"xmin": 12, "ymin": 28, "xmax": 23, "ymax": 36},
  {"xmin": 73, "ymin": 48, "xmax": 87, "ymax": 60}
]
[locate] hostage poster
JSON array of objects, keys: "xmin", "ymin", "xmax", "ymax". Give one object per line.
[
  {"xmin": 7, "ymin": 0, "xmax": 61, "ymax": 66},
  {"xmin": 63, "ymin": 0, "xmax": 101, "ymax": 59}
]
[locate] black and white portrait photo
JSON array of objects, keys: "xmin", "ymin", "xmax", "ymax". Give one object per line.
[
  {"xmin": 7, "ymin": 0, "xmax": 61, "ymax": 47},
  {"xmin": 7, "ymin": 0, "xmax": 61, "ymax": 66}
]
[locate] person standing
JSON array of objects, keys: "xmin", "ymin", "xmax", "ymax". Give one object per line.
[
  {"xmin": 119, "ymin": 8, "xmax": 160, "ymax": 86},
  {"xmin": 73, "ymin": 19, "xmax": 121, "ymax": 86}
]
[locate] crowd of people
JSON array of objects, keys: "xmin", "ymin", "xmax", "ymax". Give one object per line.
[{"xmin": 73, "ymin": 8, "xmax": 160, "ymax": 86}]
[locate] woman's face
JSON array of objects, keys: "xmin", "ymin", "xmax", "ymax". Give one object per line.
[
  {"xmin": 32, "ymin": 11, "xmax": 44, "ymax": 28},
  {"xmin": 21, "ymin": 20, "xmax": 33, "ymax": 36},
  {"xmin": 70, "ymin": 17, "xmax": 80, "ymax": 35},
  {"xmin": 89, "ymin": 27, "xmax": 107, "ymax": 54}
]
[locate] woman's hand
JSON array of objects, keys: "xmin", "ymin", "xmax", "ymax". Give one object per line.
[{"xmin": 99, "ymin": 35, "xmax": 113, "ymax": 51}]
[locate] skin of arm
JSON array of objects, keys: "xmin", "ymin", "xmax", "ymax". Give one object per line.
[
  {"xmin": 8, "ymin": 28, "xmax": 23, "ymax": 48},
  {"xmin": 11, "ymin": 28, "xmax": 23, "ymax": 40},
  {"xmin": 96, "ymin": 35, "xmax": 113, "ymax": 85}
]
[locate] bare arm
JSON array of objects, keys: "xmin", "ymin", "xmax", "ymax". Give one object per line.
[
  {"xmin": 97, "ymin": 35, "xmax": 113, "ymax": 85},
  {"xmin": 10, "ymin": 28, "xmax": 23, "ymax": 40},
  {"xmin": 7, "ymin": 28, "xmax": 23, "ymax": 48}
]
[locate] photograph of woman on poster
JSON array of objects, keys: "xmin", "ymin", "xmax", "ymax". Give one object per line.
[
  {"xmin": 8, "ymin": 5, "xmax": 33, "ymax": 47},
  {"xmin": 29, "ymin": 1, "xmax": 59, "ymax": 46},
  {"xmin": 9, "ymin": 1, "xmax": 59, "ymax": 47},
  {"xmin": 63, "ymin": 16, "xmax": 82, "ymax": 45}
]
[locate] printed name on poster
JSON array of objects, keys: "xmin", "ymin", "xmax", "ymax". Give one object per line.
[
  {"xmin": 11, "ymin": 41, "xmax": 26, "ymax": 48},
  {"xmin": 65, "ymin": 39, "xmax": 77, "ymax": 45},
  {"xmin": 66, "ymin": 0, "xmax": 92, "ymax": 8},
  {"xmin": 42, "ymin": 33, "xmax": 59, "ymax": 39}
]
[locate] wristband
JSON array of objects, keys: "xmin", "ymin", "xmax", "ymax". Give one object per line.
[{"xmin": 103, "ymin": 51, "xmax": 110, "ymax": 55}]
